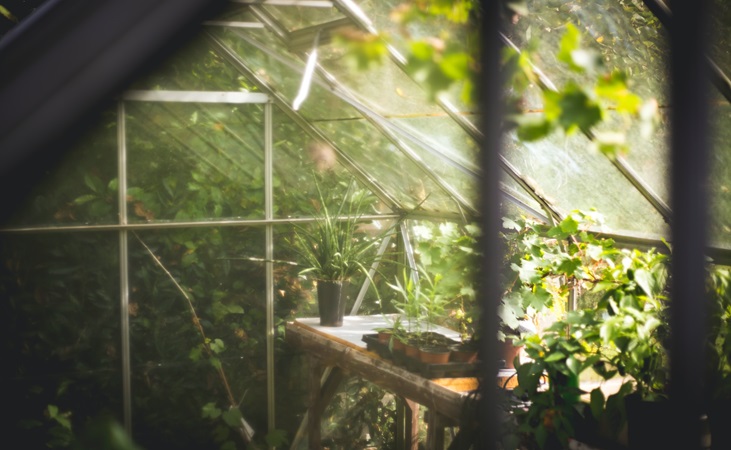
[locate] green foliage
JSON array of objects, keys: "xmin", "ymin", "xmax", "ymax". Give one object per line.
[
  {"xmin": 319, "ymin": 378, "xmax": 397, "ymax": 449},
  {"xmin": 411, "ymin": 221, "xmax": 481, "ymax": 341},
  {"xmin": 706, "ymin": 265, "xmax": 731, "ymax": 400},
  {"xmin": 0, "ymin": 5, "xmax": 18, "ymax": 22},
  {"xmin": 500, "ymin": 210, "xmax": 608, "ymax": 339},
  {"xmin": 506, "ymin": 23, "xmax": 658, "ymax": 158},
  {"xmin": 502, "ymin": 214, "xmax": 672, "ymax": 448},
  {"xmin": 292, "ymin": 177, "xmax": 387, "ymax": 282},
  {"xmin": 333, "ymin": 30, "xmax": 389, "ymax": 71}
]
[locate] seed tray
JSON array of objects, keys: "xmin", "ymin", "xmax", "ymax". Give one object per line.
[{"xmin": 362, "ymin": 334, "xmax": 480, "ymax": 379}]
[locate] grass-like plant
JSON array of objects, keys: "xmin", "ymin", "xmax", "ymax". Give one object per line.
[{"xmin": 292, "ymin": 179, "xmax": 384, "ymax": 282}]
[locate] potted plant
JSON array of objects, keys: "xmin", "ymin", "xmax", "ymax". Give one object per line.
[{"xmin": 292, "ymin": 179, "xmax": 386, "ymax": 327}]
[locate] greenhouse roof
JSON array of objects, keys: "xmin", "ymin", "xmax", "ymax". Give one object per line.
[{"xmin": 2, "ymin": 0, "xmax": 731, "ymax": 260}]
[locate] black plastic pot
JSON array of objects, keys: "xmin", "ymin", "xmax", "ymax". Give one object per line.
[
  {"xmin": 625, "ymin": 393, "xmax": 673, "ymax": 450},
  {"xmin": 317, "ymin": 280, "xmax": 348, "ymax": 327}
]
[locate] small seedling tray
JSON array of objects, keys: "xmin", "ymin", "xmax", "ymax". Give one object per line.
[{"xmin": 362, "ymin": 334, "xmax": 480, "ymax": 378}]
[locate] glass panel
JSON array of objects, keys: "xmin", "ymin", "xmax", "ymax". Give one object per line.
[
  {"xmin": 215, "ymin": 28, "xmax": 357, "ymax": 121},
  {"xmin": 505, "ymin": 0, "xmax": 668, "ymax": 103},
  {"xmin": 315, "ymin": 118, "xmax": 458, "ymax": 213},
  {"xmin": 392, "ymin": 116, "xmax": 479, "ymax": 168},
  {"xmin": 212, "ymin": 29, "xmax": 462, "ymax": 214},
  {"xmin": 709, "ymin": 105, "xmax": 731, "ymax": 248},
  {"xmin": 1, "ymin": 233, "xmax": 122, "ymax": 446},
  {"xmin": 390, "ymin": 117, "xmax": 478, "ymax": 209},
  {"xmin": 6, "ymin": 107, "xmax": 118, "ymax": 227},
  {"xmin": 709, "ymin": 0, "xmax": 731, "ymax": 83},
  {"xmin": 500, "ymin": 170, "xmax": 548, "ymax": 221},
  {"xmin": 129, "ymin": 32, "xmax": 250, "ymax": 91},
  {"xmin": 609, "ymin": 111, "xmax": 671, "ymax": 220},
  {"xmin": 272, "ymin": 107, "xmax": 392, "ymax": 218},
  {"xmin": 503, "ymin": 128, "xmax": 668, "ymax": 235},
  {"xmin": 129, "ymin": 227, "xmax": 268, "ymax": 448},
  {"xmin": 318, "ymin": 42, "xmax": 443, "ymax": 117},
  {"xmin": 356, "ymin": 0, "xmax": 473, "ymax": 110},
  {"xmin": 125, "ymin": 101, "xmax": 265, "ymax": 222},
  {"xmin": 261, "ymin": 4, "xmax": 345, "ymax": 32}
]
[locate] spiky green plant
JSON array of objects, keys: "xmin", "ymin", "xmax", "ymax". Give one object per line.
[{"xmin": 292, "ymin": 180, "xmax": 384, "ymax": 281}]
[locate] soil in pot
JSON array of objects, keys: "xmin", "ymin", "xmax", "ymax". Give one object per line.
[
  {"xmin": 419, "ymin": 346, "xmax": 451, "ymax": 364},
  {"xmin": 317, "ymin": 280, "xmax": 348, "ymax": 327}
]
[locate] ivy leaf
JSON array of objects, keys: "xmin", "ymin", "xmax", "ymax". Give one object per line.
[
  {"xmin": 527, "ymin": 288, "xmax": 552, "ymax": 311},
  {"xmin": 222, "ymin": 408, "xmax": 243, "ymax": 428},
  {"xmin": 557, "ymin": 23, "xmax": 601, "ymax": 73},
  {"xmin": 557, "ymin": 258, "xmax": 581, "ymax": 277},
  {"xmin": 515, "ymin": 115, "xmax": 553, "ymax": 141},
  {"xmin": 592, "ymin": 132, "xmax": 628, "ymax": 159},
  {"xmin": 558, "ymin": 23, "xmax": 582, "ymax": 69},
  {"xmin": 189, "ymin": 346, "xmax": 202, "ymax": 361},
  {"xmin": 545, "ymin": 84, "xmax": 603, "ymax": 134},
  {"xmin": 440, "ymin": 51, "xmax": 470, "ymax": 80},
  {"xmin": 633, "ymin": 268, "xmax": 655, "ymax": 300},
  {"xmin": 502, "ymin": 217, "xmax": 522, "ymax": 231},
  {"xmin": 513, "ymin": 260, "xmax": 540, "ymax": 284},
  {"xmin": 596, "ymin": 70, "xmax": 642, "ymax": 114},
  {"xmin": 209, "ymin": 338, "xmax": 226, "ymax": 354},
  {"xmin": 202, "ymin": 402, "xmax": 222, "ymax": 419},
  {"xmin": 587, "ymin": 244, "xmax": 604, "ymax": 261}
]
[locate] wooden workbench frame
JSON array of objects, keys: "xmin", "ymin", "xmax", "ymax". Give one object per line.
[{"xmin": 285, "ymin": 319, "xmax": 478, "ymax": 449}]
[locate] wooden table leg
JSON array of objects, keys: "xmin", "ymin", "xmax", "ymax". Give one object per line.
[
  {"xmin": 396, "ymin": 397, "xmax": 420, "ymax": 450},
  {"xmin": 308, "ymin": 360, "xmax": 325, "ymax": 450},
  {"xmin": 306, "ymin": 362, "xmax": 345, "ymax": 450},
  {"xmin": 426, "ymin": 410, "xmax": 445, "ymax": 450}
]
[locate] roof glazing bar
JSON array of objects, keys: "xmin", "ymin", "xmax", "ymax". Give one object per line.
[
  {"xmin": 202, "ymin": 21, "xmax": 266, "ymax": 29},
  {"xmin": 251, "ymin": 10, "xmax": 479, "ymax": 177},
  {"xmin": 121, "ymin": 90, "xmax": 269, "ymax": 103},
  {"xmin": 642, "ymin": 0, "xmax": 731, "ymax": 104},
  {"xmin": 499, "ymin": 32, "xmax": 673, "ymax": 224},
  {"xmin": 231, "ymin": 0, "xmax": 333, "ymax": 7},
  {"xmin": 332, "ymin": 0, "xmax": 564, "ymax": 223},
  {"xmin": 287, "ymin": 18, "xmax": 352, "ymax": 51},
  {"xmin": 231, "ymin": 30, "xmax": 478, "ymax": 213},
  {"xmin": 204, "ymin": 31, "xmax": 405, "ymax": 212}
]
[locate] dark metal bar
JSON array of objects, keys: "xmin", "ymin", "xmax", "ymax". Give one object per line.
[
  {"xmin": 642, "ymin": 0, "xmax": 731, "ymax": 104},
  {"xmin": 669, "ymin": 0, "xmax": 710, "ymax": 448},
  {"xmin": 477, "ymin": 0, "xmax": 503, "ymax": 449}
]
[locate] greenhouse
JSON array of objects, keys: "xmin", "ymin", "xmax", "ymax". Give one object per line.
[{"xmin": 0, "ymin": 0, "xmax": 729, "ymax": 449}]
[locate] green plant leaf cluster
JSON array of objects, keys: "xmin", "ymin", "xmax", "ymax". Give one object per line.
[
  {"xmin": 507, "ymin": 23, "xmax": 658, "ymax": 159},
  {"xmin": 500, "ymin": 210, "xmax": 610, "ymax": 339},
  {"xmin": 291, "ymin": 177, "xmax": 388, "ymax": 282}
]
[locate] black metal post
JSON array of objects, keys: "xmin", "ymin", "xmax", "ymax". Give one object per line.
[
  {"xmin": 477, "ymin": 1, "xmax": 504, "ymax": 449},
  {"xmin": 669, "ymin": 0, "xmax": 711, "ymax": 448}
]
